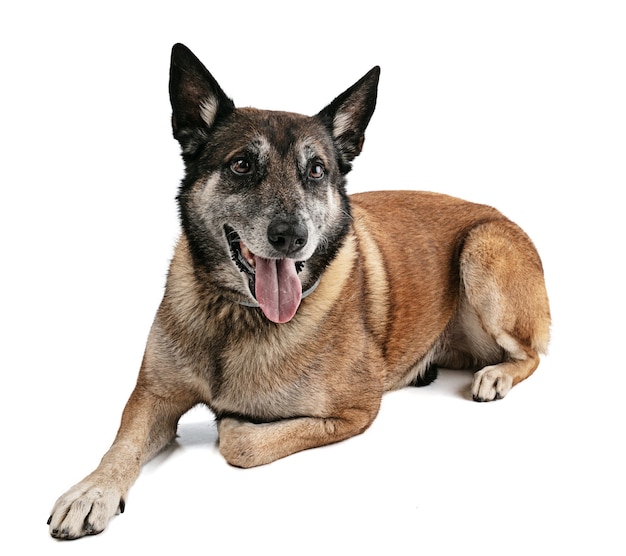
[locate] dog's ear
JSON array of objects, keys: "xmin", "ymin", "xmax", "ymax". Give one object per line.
[
  {"xmin": 317, "ymin": 66, "xmax": 380, "ymax": 171},
  {"xmin": 169, "ymin": 43, "xmax": 235, "ymax": 157}
]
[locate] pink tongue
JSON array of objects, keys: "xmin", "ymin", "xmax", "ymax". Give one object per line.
[{"xmin": 254, "ymin": 257, "xmax": 302, "ymax": 323}]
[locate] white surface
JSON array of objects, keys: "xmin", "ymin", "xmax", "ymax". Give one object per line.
[{"xmin": 1, "ymin": 1, "xmax": 624, "ymax": 554}]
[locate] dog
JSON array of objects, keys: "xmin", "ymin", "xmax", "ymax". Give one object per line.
[{"xmin": 48, "ymin": 43, "xmax": 550, "ymax": 539}]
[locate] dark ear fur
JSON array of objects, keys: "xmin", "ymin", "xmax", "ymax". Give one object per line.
[
  {"xmin": 169, "ymin": 43, "xmax": 235, "ymax": 158},
  {"xmin": 317, "ymin": 66, "xmax": 380, "ymax": 171}
]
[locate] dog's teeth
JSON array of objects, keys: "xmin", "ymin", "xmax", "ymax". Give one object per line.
[{"xmin": 240, "ymin": 242, "xmax": 256, "ymax": 268}]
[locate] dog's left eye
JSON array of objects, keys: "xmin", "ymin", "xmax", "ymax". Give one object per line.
[
  {"xmin": 309, "ymin": 161, "xmax": 325, "ymax": 180},
  {"xmin": 230, "ymin": 157, "xmax": 252, "ymax": 175}
]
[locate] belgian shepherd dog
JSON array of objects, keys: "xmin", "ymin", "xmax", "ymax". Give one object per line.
[{"xmin": 49, "ymin": 44, "xmax": 550, "ymax": 539}]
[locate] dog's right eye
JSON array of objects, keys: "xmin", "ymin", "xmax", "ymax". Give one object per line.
[{"xmin": 230, "ymin": 157, "xmax": 252, "ymax": 175}]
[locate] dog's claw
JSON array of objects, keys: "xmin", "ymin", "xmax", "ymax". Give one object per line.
[{"xmin": 84, "ymin": 522, "xmax": 95, "ymax": 535}]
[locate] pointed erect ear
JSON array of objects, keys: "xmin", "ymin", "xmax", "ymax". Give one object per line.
[
  {"xmin": 169, "ymin": 43, "xmax": 235, "ymax": 157},
  {"xmin": 317, "ymin": 66, "xmax": 380, "ymax": 170}
]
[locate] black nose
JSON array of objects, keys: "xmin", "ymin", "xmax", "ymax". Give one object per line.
[{"xmin": 267, "ymin": 218, "xmax": 308, "ymax": 256}]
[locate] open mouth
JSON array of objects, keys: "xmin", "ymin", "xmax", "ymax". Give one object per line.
[{"xmin": 225, "ymin": 225, "xmax": 305, "ymax": 324}]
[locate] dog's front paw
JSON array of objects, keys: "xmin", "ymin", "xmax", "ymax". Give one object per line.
[
  {"xmin": 48, "ymin": 477, "xmax": 124, "ymax": 540},
  {"xmin": 218, "ymin": 418, "xmax": 269, "ymax": 469},
  {"xmin": 472, "ymin": 366, "xmax": 513, "ymax": 402}
]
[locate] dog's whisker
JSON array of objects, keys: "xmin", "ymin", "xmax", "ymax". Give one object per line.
[{"xmin": 341, "ymin": 208, "xmax": 354, "ymax": 221}]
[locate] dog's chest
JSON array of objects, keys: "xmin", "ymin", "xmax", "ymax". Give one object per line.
[{"xmin": 208, "ymin": 325, "xmax": 328, "ymax": 420}]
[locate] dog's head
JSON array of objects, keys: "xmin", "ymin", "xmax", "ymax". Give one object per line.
[{"xmin": 169, "ymin": 44, "xmax": 379, "ymax": 323}]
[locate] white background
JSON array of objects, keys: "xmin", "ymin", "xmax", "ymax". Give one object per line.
[{"xmin": 1, "ymin": 1, "xmax": 625, "ymax": 554}]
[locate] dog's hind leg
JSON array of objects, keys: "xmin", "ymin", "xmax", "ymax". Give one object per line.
[{"xmin": 459, "ymin": 220, "xmax": 551, "ymax": 402}]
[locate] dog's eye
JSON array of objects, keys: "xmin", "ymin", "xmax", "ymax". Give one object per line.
[
  {"xmin": 309, "ymin": 161, "xmax": 325, "ymax": 180},
  {"xmin": 230, "ymin": 157, "xmax": 252, "ymax": 175}
]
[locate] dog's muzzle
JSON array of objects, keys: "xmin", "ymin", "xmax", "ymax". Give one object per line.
[{"xmin": 225, "ymin": 225, "xmax": 316, "ymax": 324}]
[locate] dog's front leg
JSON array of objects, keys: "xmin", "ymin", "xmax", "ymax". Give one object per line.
[
  {"xmin": 48, "ymin": 383, "xmax": 195, "ymax": 539},
  {"xmin": 218, "ymin": 406, "xmax": 379, "ymax": 468}
]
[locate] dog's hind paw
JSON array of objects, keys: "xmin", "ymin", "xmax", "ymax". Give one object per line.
[
  {"xmin": 411, "ymin": 364, "xmax": 438, "ymax": 387},
  {"xmin": 471, "ymin": 365, "xmax": 513, "ymax": 402}
]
